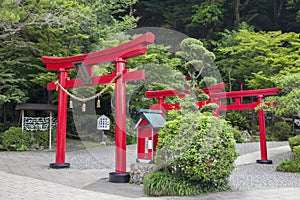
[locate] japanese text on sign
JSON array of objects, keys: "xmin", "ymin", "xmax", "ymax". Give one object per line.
[
  {"xmin": 23, "ymin": 117, "xmax": 57, "ymax": 131},
  {"xmin": 97, "ymin": 115, "xmax": 110, "ymax": 130}
]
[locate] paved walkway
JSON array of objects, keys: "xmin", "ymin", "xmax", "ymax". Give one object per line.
[{"xmin": 0, "ymin": 142, "xmax": 299, "ymax": 199}]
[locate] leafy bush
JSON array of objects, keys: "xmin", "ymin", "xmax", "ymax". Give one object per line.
[
  {"xmin": 273, "ymin": 121, "xmax": 291, "ymax": 141},
  {"xmin": 276, "ymin": 159, "xmax": 299, "ymax": 173},
  {"xmin": 225, "ymin": 112, "xmax": 249, "ymax": 131},
  {"xmin": 231, "ymin": 127, "xmax": 245, "ymax": 143},
  {"xmin": 143, "ymin": 170, "xmax": 229, "ymax": 196},
  {"xmin": 294, "ymin": 145, "xmax": 300, "ymax": 169},
  {"xmin": 0, "ymin": 127, "xmax": 54, "ymax": 151},
  {"xmin": 200, "ymin": 103, "xmax": 219, "ymax": 112},
  {"xmin": 0, "ymin": 127, "xmax": 32, "ymax": 151},
  {"xmin": 32, "ymin": 130, "xmax": 56, "ymax": 149},
  {"xmin": 288, "ymin": 135, "xmax": 300, "ymax": 152},
  {"xmin": 199, "ymin": 77, "xmax": 217, "ymax": 88},
  {"xmin": 144, "ymin": 111, "xmax": 238, "ymax": 196}
]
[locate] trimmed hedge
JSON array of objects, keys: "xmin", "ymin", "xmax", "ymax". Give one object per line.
[
  {"xmin": 0, "ymin": 127, "xmax": 54, "ymax": 151},
  {"xmin": 144, "ymin": 111, "xmax": 238, "ymax": 196},
  {"xmin": 294, "ymin": 145, "xmax": 300, "ymax": 169},
  {"xmin": 1, "ymin": 127, "xmax": 32, "ymax": 151},
  {"xmin": 289, "ymin": 135, "xmax": 300, "ymax": 152},
  {"xmin": 276, "ymin": 145, "xmax": 300, "ymax": 173},
  {"xmin": 273, "ymin": 121, "xmax": 291, "ymax": 141}
]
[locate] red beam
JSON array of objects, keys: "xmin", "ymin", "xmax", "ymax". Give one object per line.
[
  {"xmin": 145, "ymin": 83, "xmax": 226, "ymax": 99},
  {"xmin": 42, "ymin": 33, "xmax": 155, "ymax": 70},
  {"xmin": 47, "ymin": 73, "xmax": 117, "ymax": 90},
  {"xmin": 145, "ymin": 89, "xmax": 185, "ymax": 98},
  {"xmin": 202, "ymin": 82, "xmax": 226, "ymax": 93},
  {"xmin": 218, "ymin": 102, "xmax": 259, "ymax": 110},
  {"xmin": 123, "ymin": 70, "xmax": 145, "ymax": 82},
  {"xmin": 149, "ymin": 103, "xmax": 181, "ymax": 111},
  {"xmin": 48, "ymin": 70, "xmax": 145, "ymax": 90},
  {"xmin": 209, "ymin": 88, "xmax": 280, "ymax": 98}
]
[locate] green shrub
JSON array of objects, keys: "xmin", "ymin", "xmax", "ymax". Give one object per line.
[
  {"xmin": 273, "ymin": 121, "xmax": 291, "ymax": 141},
  {"xmin": 231, "ymin": 127, "xmax": 245, "ymax": 143},
  {"xmin": 145, "ymin": 111, "xmax": 238, "ymax": 196},
  {"xmin": 289, "ymin": 135, "xmax": 300, "ymax": 152},
  {"xmin": 225, "ymin": 112, "xmax": 249, "ymax": 131},
  {"xmin": 126, "ymin": 133, "xmax": 136, "ymax": 145},
  {"xmin": 199, "ymin": 77, "xmax": 217, "ymax": 88},
  {"xmin": 200, "ymin": 103, "xmax": 219, "ymax": 112},
  {"xmin": 0, "ymin": 127, "xmax": 55, "ymax": 151},
  {"xmin": 143, "ymin": 170, "xmax": 230, "ymax": 196},
  {"xmin": 32, "ymin": 130, "xmax": 55, "ymax": 149},
  {"xmin": 276, "ymin": 159, "xmax": 299, "ymax": 173},
  {"xmin": 294, "ymin": 145, "xmax": 300, "ymax": 169},
  {"xmin": 0, "ymin": 127, "xmax": 32, "ymax": 151}
]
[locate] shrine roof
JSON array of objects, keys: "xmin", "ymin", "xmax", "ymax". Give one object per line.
[
  {"xmin": 135, "ymin": 110, "xmax": 165, "ymax": 128},
  {"xmin": 16, "ymin": 103, "xmax": 57, "ymax": 111}
]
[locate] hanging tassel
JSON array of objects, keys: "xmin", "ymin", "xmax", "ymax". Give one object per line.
[
  {"xmin": 97, "ymin": 98, "xmax": 101, "ymax": 108},
  {"xmin": 69, "ymin": 99, "xmax": 73, "ymax": 109},
  {"xmin": 82, "ymin": 102, "xmax": 86, "ymax": 112}
]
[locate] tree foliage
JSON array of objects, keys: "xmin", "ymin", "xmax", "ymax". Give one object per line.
[
  {"xmin": 136, "ymin": 0, "xmax": 300, "ymax": 40},
  {"xmin": 215, "ymin": 24, "xmax": 300, "ymax": 91},
  {"xmin": 0, "ymin": 0, "xmax": 140, "ymax": 128}
]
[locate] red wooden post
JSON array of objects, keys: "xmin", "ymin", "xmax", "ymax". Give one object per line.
[
  {"xmin": 257, "ymin": 95, "xmax": 272, "ymax": 164},
  {"xmin": 50, "ymin": 68, "xmax": 70, "ymax": 168},
  {"xmin": 158, "ymin": 97, "xmax": 165, "ymax": 106},
  {"xmin": 115, "ymin": 58, "xmax": 127, "ymax": 174}
]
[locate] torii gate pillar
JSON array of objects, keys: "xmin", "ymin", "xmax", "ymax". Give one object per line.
[
  {"xmin": 114, "ymin": 58, "xmax": 127, "ymax": 174},
  {"xmin": 256, "ymin": 95, "xmax": 272, "ymax": 164},
  {"xmin": 49, "ymin": 68, "xmax": 70, "ymax": 168}
]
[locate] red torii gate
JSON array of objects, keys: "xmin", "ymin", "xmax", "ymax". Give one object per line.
[
  {"xmin": 145, "ymin": 84, "xmax": 280, "ymax": 164},
  {"xmin": 43, "ymin": 33, "xmax": 155, "ymax": 182}
]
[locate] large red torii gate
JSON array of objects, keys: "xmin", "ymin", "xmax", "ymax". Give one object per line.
[
  {"xmin": 145, "ymin": 84, "xmax": 280, "ymax": 164},
  {"xmin": 43, "ymin": 33, "xmax": 155, "ymax": 182}
]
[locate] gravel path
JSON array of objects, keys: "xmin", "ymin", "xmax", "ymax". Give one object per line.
[
  {"xmin": 231, "ymin": 141, "xmax": 300, "ymax": 190},
  {"xmin": 64, "ymin": 141, "xmax": 300, "ymax": 191},
  {"xmin": 235, "ymin": 141, "xmax": 289, "ymax": 155}
]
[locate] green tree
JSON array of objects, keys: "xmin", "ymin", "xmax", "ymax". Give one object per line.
[
  {"xmin": 188, "ymin": 0, "xmax": 226, "ymax": 39},
  {"xmin": 0, "ymin": 0, "xmax": 140, "ymax": 128},
  {"xmin": 135, "ymin": 0, "xmax": 300, "ymax": 41},
  {"xmin": 176, "ymin": 38, "xmax": 217, "ymax": 88},
  {"xmin": 262, "ymin": 71, "xmax": 300, "ymax": 117},
  {"xmin": 215, "ymin": 23, "xmax": 300, "ymax": 91}
]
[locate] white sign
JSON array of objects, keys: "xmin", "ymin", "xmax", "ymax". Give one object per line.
[
  {"xmin": 23, "ymin": 117, "xmax": 57, "ymax": 131},
  {"xmin": 97, "ymin": 115, "xmax": 110, "ymax": 130}
]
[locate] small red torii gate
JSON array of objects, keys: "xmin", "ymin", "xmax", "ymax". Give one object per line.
[
  {"xmin": 145, "ymin": 84, "xmax": 280, "ymax": 164},
  {"xmin": 42, "ymin": 33, "xmax": 155, "ymax": 182}
]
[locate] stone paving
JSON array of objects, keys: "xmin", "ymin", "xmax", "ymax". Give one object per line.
[{"xmin": 0, "ymin": 141, "xmax": 299, "ymax": 200}]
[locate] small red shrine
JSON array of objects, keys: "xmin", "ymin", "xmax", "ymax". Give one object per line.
[{"xmin": 135, "ymin": 109, "xmax": 165, "ymax": 163}]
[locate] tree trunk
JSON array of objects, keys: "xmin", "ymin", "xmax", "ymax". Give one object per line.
[
  {"xmin": 3, "ymin": 103, "xmax": 7, "ymax": 131},
  {"xmin": 234, "ymin": 0, "xmax": 240, "ymax": 29},
  {"xmin": 273, "ymin": 0, "xmax": 284, "ymax": 26}
]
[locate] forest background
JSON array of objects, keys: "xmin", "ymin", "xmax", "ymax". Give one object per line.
[{"xmin": 1, "ymin": 0, "xmax": 299, "ymax": 139}]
